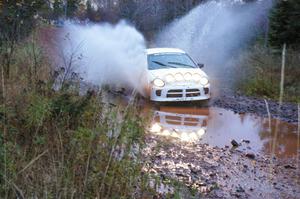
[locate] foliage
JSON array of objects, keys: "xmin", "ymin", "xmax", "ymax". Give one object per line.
[
  {"xmin": 66, "ymin": 0, "xmax": 80, "ymax": 18},
  {"xmin": 25, "ymin": 93, "xmax": 51, "ymax": 127},
  {"xmin": 86, "ymin": 0, "xmax": 95, "ymax": 20},
  {"xmin": 0, "ymin": 30, "xmax": 153, "ymax": 198},
  {"xmin": 234, "ymin": 44, "xmax": 300, "ymax": 103},
  {"xmin": 236, "ymin": 0, "xmax": 300, "ymax": 102},
  {"xmin": 0, "ymin": 0, "xmax": 45, "ymax": 79},
  {"xmin": 269, "ymin": 0, "xmax": 300, "ymax": 49},
  {"xmin": 53, "ymin": 0, "xmax": 64, "ymax": 19},
  {"xmin": 119, "ymin": 0, "xmax": 138, "ymax": 22},
  {"xmin": 0, "ymin": 0, "xmax": 45, "ymax": 41}
]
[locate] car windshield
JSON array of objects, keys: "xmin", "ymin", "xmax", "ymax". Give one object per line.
[{"xmin": 148, "ymin": 53, "xmax": 197, "ymax": 70}]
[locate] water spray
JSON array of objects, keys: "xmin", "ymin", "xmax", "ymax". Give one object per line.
[
  {"xmin": 155, "ymin": 0, "xmax": 273, "ymax": 86},
  {"xmin": 59, "ymin": 21, "xmax": 148, "ymax": 96}
]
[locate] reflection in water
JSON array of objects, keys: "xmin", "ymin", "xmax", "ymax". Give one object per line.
[
  {"xmin": 260, "ymin": 120, "xmax": 299, "ymax": 158},
  {"xmin": 148, "ymin": 106, "xmax": 299, "ymax": 159},
  {"xmin": 150, "ymin": 107, "xmax": 209, "ymax": 142}
]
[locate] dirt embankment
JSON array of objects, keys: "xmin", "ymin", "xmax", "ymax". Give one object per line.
[{"xmin": 212, "ymin": 90, "xmax": 298, "ymax": 125}]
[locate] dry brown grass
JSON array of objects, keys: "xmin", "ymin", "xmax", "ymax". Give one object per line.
[{"xmin": 0, "ymin": 28, "xmax": 154, "ymax": 198}]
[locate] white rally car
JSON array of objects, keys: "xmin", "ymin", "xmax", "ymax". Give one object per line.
[{"xmin": 146, "ymin": 48, "xmax": 210, "ymax": 102}]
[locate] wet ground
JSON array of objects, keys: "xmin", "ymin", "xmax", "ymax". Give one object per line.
[
  {"xmin": 104, "ymin": 91, "xmax": 300, "ymax": 198},
  {"xmin": 212, "ymin": 89, "xmax": 299, "ymax": 125},
  {"xmin": 143, "ymin": 104, "xmax": 300, "ymax": 198},
  {"xmin": 143, "ymin": 135, "xmax": 300, "ymax": 198},
  {"xmin": 148, "ymin": 106, "xmax": 299, "ymax": 159}
]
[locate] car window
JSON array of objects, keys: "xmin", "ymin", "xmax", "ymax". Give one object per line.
[{"xmin": 148, "ymin": 53, "xmax": 197, "ymax": 70}]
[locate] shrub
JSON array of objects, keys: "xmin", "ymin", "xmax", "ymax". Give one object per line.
[
  {"xmin": 0, "ymin": 28, "xmax": 153, "ymax": 198},
  {"xmin": 234, "ymin": 44, "xmax": 300, "ymax": 102}
]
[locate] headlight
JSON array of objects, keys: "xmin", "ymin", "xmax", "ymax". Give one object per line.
[
  {"xmin": 192, "ymin": 74, "xmax": 202, "ymax": 82},
  {"xmin": 189, "ymin": 132, "xmax": 198, "ymax": 141},
  {"xmin": 171, "ymin": 132, "xmax": 179, "ymax": 138},
  {"xmin": 200, "ymin": 77, "xmax": 209, "ymax": 85},
  {"xmin": 165, "ymin": 74, "xmax": 175, "ymax": 83},
  {"xmin": 197, "ymin": 128, "xmax": 206, "ymax": 137},
  {"xmin": 175, "ymin": 73, "xmax": 184, "ymax": 81},
  {"xmin": 153, "ymin": 78, "xmax": 165, "ymax": 87},
  {"xmin": 180, "ymin": 132, "xmax": 189, "ymax": 141},
  {"xmin": 184, "ymin": 73, "xmax": 192, "ymax": 81}
]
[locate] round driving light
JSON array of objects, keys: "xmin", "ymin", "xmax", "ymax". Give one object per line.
[
  {"xmin": 197, "ymin": 128, "xmax": 206, "ymax": 137},
  {"xmin": 171, "ymin": 132, "xmax": 179, "ymax": 138},
  {"xmin": 192, "ymin": 74, "xmax": 202, "ymax": 82},
  {"xmin": 181, "ymin": 132, "xmax": 189, "ymax": 141},
  {"xmin": 175, "ymin": 73, "xmax": 184, "ymax": 81},
  {"xmin": 165, "ymin": 74, "xmax": 175, "ymax": 83},
  {"xmin": 189, "ymin": 132, "xmax": 198, "ymax": 141},
  {"xmin": 153, "ymin": 78, "xmax": 165, "ymax": 87},
  {"xmin": 184, "ymin": 73, "xmax": 192, "ymax": 81},
  {"xmin": 200, "ymin": 77, "xmax": 209, "ymax": 85}
]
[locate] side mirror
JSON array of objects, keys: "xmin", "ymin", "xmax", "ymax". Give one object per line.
[{"xmin": 197, "ymin": 63, "xmax": 204, "ymax": 68}]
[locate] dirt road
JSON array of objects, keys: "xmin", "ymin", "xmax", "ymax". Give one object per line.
[
  {"xmin": 140, "ymin": 90, "xmax": 299, "ymax": 198},
  {"xmin": 143, "ymin": 135, "xmax": 300, "ymax": 198},
  {"xmin": 106, "ymin": 89, "xmax": 300, "ymax": 198},
  {"xmin": 212, "ymin": 89, "xmax": 298, "ymax": 125}
]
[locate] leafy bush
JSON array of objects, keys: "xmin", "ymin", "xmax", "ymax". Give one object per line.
[
  {"xmin": 269, "ymin": 0, "xmax": 300, "ymax": 49},
  {"xmin": 234, "ymin": 44, "xmax": 300, "ymax": 102},
  {"xmin": 0, "ymin": 30, "xmax": 153, "ymax": 198},
  {"xmin": 25, "ymin": 94, "xmax": 51, "ymax": 128}
]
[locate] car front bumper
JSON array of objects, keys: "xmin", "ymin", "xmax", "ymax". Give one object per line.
[{"xmin": 150, "ymin": 84, "xmax": 210, "ymax": 102}]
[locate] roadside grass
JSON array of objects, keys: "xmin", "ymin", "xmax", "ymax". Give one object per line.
[
  {"xmin": 234, "ymin": 44, "xmax": 300, "ymax": 103},
  {"xmin": 0, "ymin": 31, "xmax": 155, "ymax": 198}
]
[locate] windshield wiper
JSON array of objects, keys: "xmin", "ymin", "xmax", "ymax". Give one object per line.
[
  {"xmin": 168, "ymin": 62, "xmax": 195, "ymax": 68},
  {"xmin": 152, "ymin": 61, "xmax": 178, "ymax": 68},
  {"xmin": 152, "ymin": 61, "xmax": 167, "ymax": 66}
]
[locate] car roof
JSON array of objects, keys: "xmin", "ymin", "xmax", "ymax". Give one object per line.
[{"xmin": 146, "ymin": 48, "xmax": 186, "ymax": 55}]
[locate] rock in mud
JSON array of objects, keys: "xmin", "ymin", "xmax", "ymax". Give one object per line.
[
  {"xmin": 284, "ymin": 165, "xmax": 296, "ymax": 169},
  {"xmin": 242, "ymin": 139, "xmax": 250, "ymax": 144},
  {"xmin": 231, "ymin": 139, "xmax": 239, "ymax": 147},
  {"xmin": 236, "ymin": 186, "xmax": 245, "ymax": 193},
  {"xmin": 245, "ymin": 153, "xmax": 255, "ymax": 159},
  {"xmin": 143, "ymin": 135, "xmax": 300, "ymax": 198}
]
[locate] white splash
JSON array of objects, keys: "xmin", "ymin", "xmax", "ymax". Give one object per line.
[
  {"xmin": 156, "ymin": 0, "xmax": 273, "ymax": 79},
  {"xmin": 60, "ymin": 21, "xmax": 147, "ymax": 95}
]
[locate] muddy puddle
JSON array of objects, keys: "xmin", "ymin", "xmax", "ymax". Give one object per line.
[
  {"xmin": 103, "ymin": 93, "xmax": 300, "ymax": 197},
  {"xmin": 148, "ymin": 106, "xmax": 300, "ymax": 159}
]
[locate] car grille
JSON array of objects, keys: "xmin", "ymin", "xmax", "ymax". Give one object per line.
[
  {"xmin": 186, "ymin": 89, "xmax": 201, "ymax": 97},
  {"xmin": 165, "ymin": 116, "xmax": 200, "ymax": 126},
  {"xmin": 167, "ymin": 89, "xmax": 183, "ymax": 98},
  {"xmin": 167, "ymin": 89, "xmax": 201, "ymax": 98},
  {"xmin": 156, "ymin": 90, "xmax": 162, "ymax": 96},
  {"xmin": 204, "ymin": 88, "xmax": 209, "ymax": 94}
]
